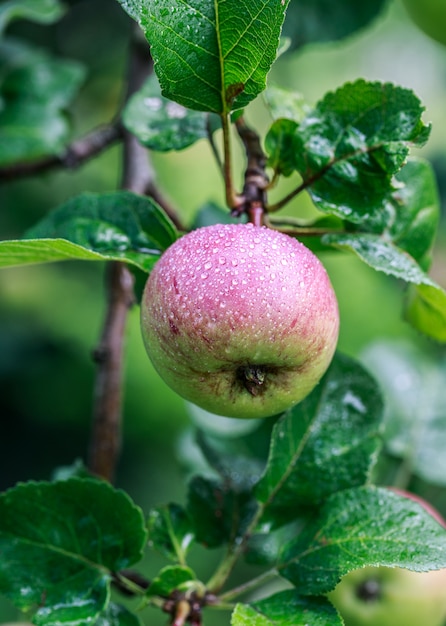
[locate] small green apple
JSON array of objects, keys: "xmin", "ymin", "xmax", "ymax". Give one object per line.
[
  {"xmin": 402, "ymin": 0, "xmax": 446, "ymax": 46},
  {"xmin": 329, "ymin": 566, "xmax": 446, "ymax": 626},
  {"xmin": 329, "ymin": 491, "xmax": 446, "ymax": 626},
  {"xmin": 140, "ymin": 223, "xmax": 339, "ymax": 419}
]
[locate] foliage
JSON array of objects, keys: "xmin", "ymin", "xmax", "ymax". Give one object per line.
[{"xmin": 0, "ymin": 0, "xmax": 445, "ymax": 625}]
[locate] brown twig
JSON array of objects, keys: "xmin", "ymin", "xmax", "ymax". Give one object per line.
[
  {"xmin": 0, "ymin": 123, "xmax": 123, "ymax": 182},
  {"xmin": 88, "ymin": 261, "xmax": 135, "ymax": 483}
]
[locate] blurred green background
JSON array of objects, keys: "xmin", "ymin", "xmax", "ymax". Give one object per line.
[{"xmin": 0, "ymin": 0, "xmax": 446, "ymax": 622}]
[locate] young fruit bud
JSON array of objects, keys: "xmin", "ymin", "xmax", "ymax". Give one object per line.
[{"xmin": 141, "ymin": 223, "xmax": 339, "ymax": 419}]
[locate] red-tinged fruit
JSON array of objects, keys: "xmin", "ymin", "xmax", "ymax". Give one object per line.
[{"xmin": 141, "ymin": 223, "xmax": 339, "ymax": 419}]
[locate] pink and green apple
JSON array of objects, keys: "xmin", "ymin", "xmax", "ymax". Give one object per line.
[{"xmin": 140, "ymin": 223, "xmax": 339, "ymax": 419}]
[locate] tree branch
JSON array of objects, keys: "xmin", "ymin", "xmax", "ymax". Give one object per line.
[
  {"xmin": 87, "ymin": 31, "xmax": 152, "ymax": 483},
  {"xmin": 0, "ymin": 123, "xmax": 123, "ymax": 182},
  {"xmin": 88, "ymin": 261, "xmax": 135, "ymax": 481}
]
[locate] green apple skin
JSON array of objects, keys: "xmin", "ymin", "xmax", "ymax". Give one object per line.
[
  {"xmin": 328, "ymin": 565, "xmax": 446, "ymax": 626},
  {"xmin": 402, "ymin": 0, "xmax": 446, "ymax": 46},
  {"xmin": 141, "ymin": 223, "xmax": 339, "ymax": 419},
  {"xmin": 329, "ymin": 491, "xmax": 446, "ymax": 626}
]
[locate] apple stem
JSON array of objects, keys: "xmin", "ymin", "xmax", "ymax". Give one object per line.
[{"xmin": 228, "ymin": 117, "xmax": 269, "ymax": 226}]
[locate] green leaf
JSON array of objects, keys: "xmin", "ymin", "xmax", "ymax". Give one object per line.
[
  {"xmin": 196, "ymin": 429, "xmax": 267, "ymax": 492},
  {"xmin": 280, "ymin": 486, "xmax": 446, "ymax": 595},
  {"xmin": 0, "ymin": 191, "xmax": 178, "ymax": 272},
  {"xmin": 117, "ymin": 0, "xmax": 290, "ymax": 113},
  {"xmin": 232, "ymin": 592, "xmax": 343, "ymax": 626},
  {"xmin": 265, "ymin": 119, "xmax": 299, "ymax": 177},
  {"xmin": 0, "ymin": 478, "xmax": 148, "ymax": 625},
  {"xmin": 323, "ymin": 232, "xmax": 435, "ymax": 284},
  {"xmin": 0, "ymin": 38, "xmax": 85, "ymax": 166},
  {"xmin": 187, "ymin": 476, "xmax": 257, "ymax": 549},
  {"xmin": 281, "ymin": 0, "xmax": 387, "ymax": 50},
  {"xmin": 0, "ymin": 238, "xmax": 114, "ymax": 268},
  {"xmin": 245, "ymin": 521, "xmax": 305, "ymax": 566},
  {"xmin": 147, "ymin": 565, "xmax": 197, "ymax": 598},
  {"xmin": 263, "ymin": 85, "xmax": 310, "ymax": 122},
  {"xmin": 0, "ymin": 0, "xmax": 64, "ymax": 34},
  {"xmin": 123, "ymin": 75, "xmax": 210, "ymax": 151},
  {"xmin": 322, "ymin": 231, "xmax": 446, "ymax": 340},
  {"xmin": 404, "ymin": 281, "xmax": 446, "ymax": 342},
  {"xmin": 286, "ymin": 80, "xmax": 430, "ymax": 222},
  {"xmin": 255, "ymin": 353, "xmax": 383, "ymax": 518},
  {"xmin": 147, "ymin": 504, "xmax": 195, "ymax": 563},
  {"xmin": 390, "ymin": 158, "xmax": 440, "ymax": 268},
  {"xmin": 363, "ymin": 342, "xmax": 446, "ymax": 485},
  {"xmin": 95, "ymin": 603, "xmax": 142, "ymax": 626}
]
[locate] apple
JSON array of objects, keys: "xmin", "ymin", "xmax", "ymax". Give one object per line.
[
  {"xmin": 140, "ymin": 223, "xmax": 339, "ymax": 419},
  {"xmin": 402, "ymin": 0, "xmax": 446, "ymax": 46},
  {"xmin": 328, "ymin": 491, "xmax": 446, "ymax": 626}
]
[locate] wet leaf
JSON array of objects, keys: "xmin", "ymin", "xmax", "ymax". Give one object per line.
[
  {"xmin": 323, "ymin": 232, "xmax": 434, "ymax": 283},
  {"xmin": 322, "ymin": 231, "xmax": 446, "ymax": 340},
  {"xmin": 123, "ymin": 75, "xmax": 210, "ymax": 151},
  {"xmin": 255, "ymin": 353, "xmax": 383, "ymax": 520},
  {"xmin": 265, "ymin": 119, "xmax": 299, "ymax": 177},
  {"xmin": 389, "ymin": 158, "xmax": 440, "ymax": 268},
  {"xmin": 232, "ymin": 591, "xmax": 342, "ymax": 625},
  {"xmin": 404, "ymin": 279, "xmax": 446, "ymax": 342},
  {"xmin": 146, "ymin": 565, "xmax": 197, "ymax": 598},
  {"xmin": 267, "ymin": 80, "xmax": 430, "ymax": 222},
  {"xmin": 147, "ymin": 504, "xmax": 195, "ymax": 563},
  {"xmin": 281, "ymin": 486, "xmax": 446, "ymax": 595},
  {"xmin": 263, "ymin": 85, "xmax": 309, "ymax": 122},
  {"xmin": 0, "ymin": 38, "xmax": 85, "ymax": 165},
  {"xmin": 117, "ymin": 0, "xmax": 290, "ymax": 113},
  {"xmin": 187, "ymin": 476, "xmax": 257, "ymax": 549},
  {"xmin": 0, "ymin": 191, "xmax": 178, "ymax": 273},
  {"xmin": 0, "ymin": 478, "xmax": 148, "ymax": 625},
  {"xmin": 363, "ymin": 342, "xmax": 446, "ymax": 484}
]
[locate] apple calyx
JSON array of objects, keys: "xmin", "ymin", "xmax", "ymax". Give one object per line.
[
  {"xmin": 356, "ymin": 578, "xmax": 381, "ymax": 602},
  {"xmin": 237, "ymin": 364, "xmax": 267, "ymax": 396}
]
